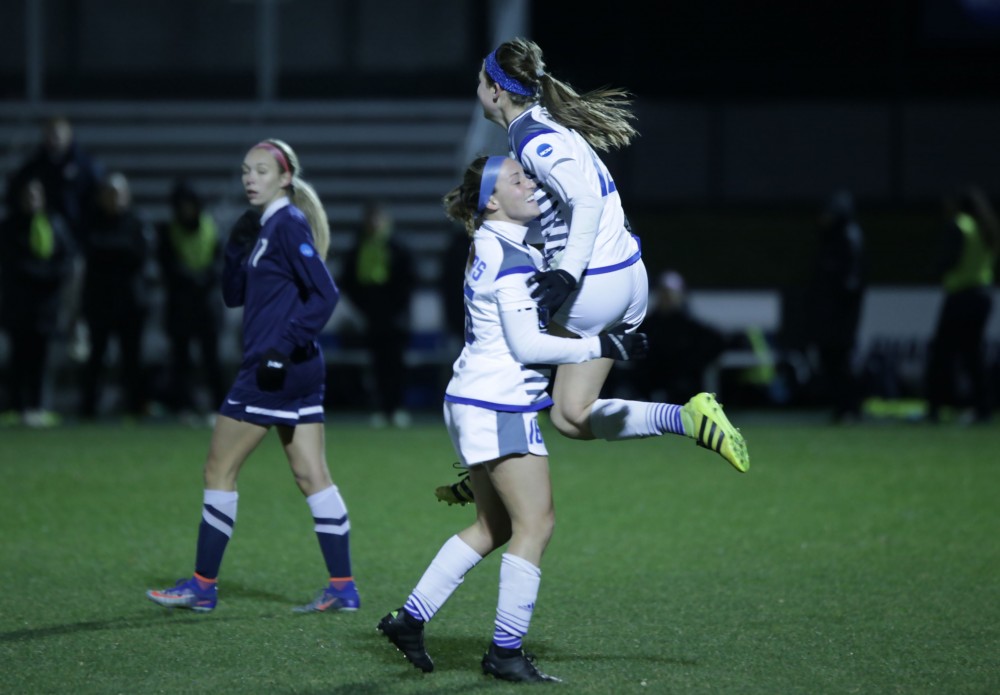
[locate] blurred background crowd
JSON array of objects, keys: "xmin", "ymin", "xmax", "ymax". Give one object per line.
[{"xmin": 1, "ymin": 0, "xmax": 999, "ymax": 427}]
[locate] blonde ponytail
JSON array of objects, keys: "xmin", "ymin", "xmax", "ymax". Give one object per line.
[
  {"xmin": 259, "ymin": 138, "xmax": 330, "ymax": 260},
  {"xmin": 290, "ymin": 178, "xmax": 330, "ymax": 260}
]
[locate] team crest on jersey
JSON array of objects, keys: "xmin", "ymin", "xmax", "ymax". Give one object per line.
[
  {"xmin": 536, "ymin": 142, "xmax": 553, "ymax": 157},
  {"xmin": 299, "ymin": 243, "xmax": 315, "ymax": 257}
]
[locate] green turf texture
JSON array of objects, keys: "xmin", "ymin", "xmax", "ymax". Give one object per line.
[{"xmin": 2, "ymin": 414, "xmax": 998, "ymax": 694}]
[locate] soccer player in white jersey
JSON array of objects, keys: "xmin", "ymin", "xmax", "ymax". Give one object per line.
[
  {"xmin": 435, "ymin": 37, "xmax": 750, "ymax": 506},
  {"xmin": 377, "ymin": 155, "xmax": 648, "ymax": 683}
]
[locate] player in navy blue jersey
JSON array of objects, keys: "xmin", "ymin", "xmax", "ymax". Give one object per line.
[
  {"xmin": 435, "ymin": 38, "xmax": 750, "ymax": 506},
  {"xmin": 147, "ymin": 139, "xmax": 359, "ymax": 614}
]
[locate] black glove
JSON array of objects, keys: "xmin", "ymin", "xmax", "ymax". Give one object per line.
[
  {"xmin": 599, "ymin": 332, "xmax": 649, "ymax": 361},
  {"xmin": 228, "ymin": 210, "xmax": 262, "ymax": 254},
  {"xmin": 528, "ymin": 269, "xmax": 577, "ymax": 314},
  {"xmin": 256, "ymin": 349, "xmax": 288, "ymax": 391}
]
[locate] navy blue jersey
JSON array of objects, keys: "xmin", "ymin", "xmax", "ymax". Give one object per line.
[{"xmin": 222, "ymin": 202, "xmax": 338, "ymax": 398}]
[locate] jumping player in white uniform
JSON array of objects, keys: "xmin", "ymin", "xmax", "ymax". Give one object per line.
[
  {"xmin": 435, "ymin": 38, "xmax": 749, "ymax": 506},
  {"xmin": 377, "ymin": 155, "xmax": 648, "ymax": 684}
]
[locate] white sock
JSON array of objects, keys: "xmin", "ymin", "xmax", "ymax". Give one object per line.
[
  {"xmin": 202, "ymin": 489, "xmax": 238, "ymax": 535},
  {"xmin": 306, "ymin": 484, "xmax": 350, "ymax": 534},
  {"xmin": 588, "ymin": 399, "xmax": 685, "ymax": 440},
  {"xmin": 404, "ymin": 535, "xmax": 483, "ymax": 622},
  {"xmin": 493, "ymin": 553, "xmax": 542, "ymax": 649}
]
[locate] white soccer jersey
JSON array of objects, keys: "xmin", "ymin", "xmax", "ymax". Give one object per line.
[
  {"xmin": 444, "ymin": 220, "xmax": 604, "ymax": 412},
  {"xmin": 508, "ymin": 104, "xmax": 641, "ymax": 280}
]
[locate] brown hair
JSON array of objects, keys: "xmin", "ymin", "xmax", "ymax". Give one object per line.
[
  {"xmin": 443, "ymin": 155, "xmax": 491, "ymax": 237},
  {"xmin": 487, "ymin": 37, "xmax": 638, "ymax": 152},
  {"xmin": 442, "ymin": 156, "xmax": 494, "ymax": 270}
]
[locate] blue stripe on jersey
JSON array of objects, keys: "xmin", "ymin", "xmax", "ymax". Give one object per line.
[
  {"xmin": 497, "ymin": 264, "xmax": 535, "ymax": 279},
  {"xmin": 463, "ymin": 283, "xmax": 474, "ymax": 300},
  {"xmin": 512, "ymin": 128, "xmax": 557, "ymax": 161},
  {"xmin": 445, "ymin": 393, "xmax": 553, "ymax": 412},
  {"xmin": 587, "ymin": 148, "xmax": 618, "ymax": 196},
  {"xmin": 524, "ymin": 370, "xmax": 549, "ymax": 397},
  {"xmin": 497, "ymin": 411, "xmax": 530, "ymax": 458},
  {"xmin": 597, "ymin": 169, "xmax": 619, "ymax": 196},
  {"xmin": 495, "ymin": 236, "xmax": 535, "ymax": 273},
  {"xmin": 538, "ymin": 192, "xmax": 560, "ymax": 217}
]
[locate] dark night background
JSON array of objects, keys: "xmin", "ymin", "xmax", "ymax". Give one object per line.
[
  {"xmin": 2, "ymin": 0, "xmax": 999, "ymax": 290},
  {"xmin": 1, "ymin": 0, "xmax": 999, "ymax": 415},
  {"xmin": 533, "ymin": 2, "xmax": 1000, "ymax": 100}
]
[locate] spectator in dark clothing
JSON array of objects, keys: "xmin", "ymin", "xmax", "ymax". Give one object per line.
[
  {"xmin": 338, "ymin": 201, "xmax": 416, "ymax": 428},
  {"xmin": 6, "ymin": 116, "xmax": 102, "ymax": 244},
  {"xmin": 808, "ymin": 190, "xmax": 867, "ymax": 422},
  {"xmin": 0, "ymin": 177, "xmax": 75, "ymax": 427},
  {"xmin": 924, "ymin": 184, "xmax": 998, "ymax": 423},
  {"xmin": 6, "ymin": 117, "xmax": 103, "ymax": 364},
  {"xmin": 157, "ymin": 180, "xmax": 225, "ymax": 417},
  {"xmin": 78, "ymin": 172, "xmax": 155, "ymax": 419}
]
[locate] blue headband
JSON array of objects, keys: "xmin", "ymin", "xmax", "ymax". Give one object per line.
[
  {"xmin": 484, "ymin": 49, "xmax": 535, "ymax": 97},
  {"xmin": 477, "ymin": 156, "xmax": 508, "ymax": 213}
]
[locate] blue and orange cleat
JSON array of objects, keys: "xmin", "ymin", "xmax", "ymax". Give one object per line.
[
  {"xmin": 293, "ymin": 582, "xmax": 360, "ymax": 613},
  {"xmin": 146, "ymin": 576, "xmax": 217, "ymax": 613}
]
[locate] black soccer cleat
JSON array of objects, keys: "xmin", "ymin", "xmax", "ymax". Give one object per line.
[
  {"xmin": 481, "ymin": 643, "xmax": 562, "ymax": 683},
  {"xmin": 377, "ymin": 609, "xmax": 434, "ymax": 673}
]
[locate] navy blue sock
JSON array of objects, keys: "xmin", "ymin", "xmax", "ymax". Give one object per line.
[
  {"xmin": 308, "ymin": 485, "xmax": 353, "ymax": 583},
  {"xmin": 194, "ymin": 490, "xmax": 237, "ymax": 579}
]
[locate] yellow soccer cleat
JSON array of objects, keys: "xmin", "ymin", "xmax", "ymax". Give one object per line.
[
  {"xmin": 434, "ymin": 463, "xmax": 475, "ymax": 505},
  {"xmin": 681, "ymin": 392, "xmax": 750, "ymax": 473}
]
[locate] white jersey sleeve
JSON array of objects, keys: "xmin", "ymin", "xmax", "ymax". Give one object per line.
[
  {"xmin": 534, "ymin": 157, "xmax": 603, "ymax": 281},
  {"xmin": 497, "ymin": 281, "xmax": 601, "ymax": 364},
  {"xmin": 444, "ymin": 222, "xmax": 602, "ymax": 411},
  {"xmin": 508, "ymin": 105, "xmax": 639, "ymax": 277}
]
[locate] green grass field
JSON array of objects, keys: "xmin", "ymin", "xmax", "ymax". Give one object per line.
[{"xmin": 2, "ymin": 413, "xmax": 998, "ymax": 694}]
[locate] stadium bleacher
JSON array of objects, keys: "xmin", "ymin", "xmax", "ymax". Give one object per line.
[{"xmin": 0, "ymin": 99, "xmax": 485, "ymax": 409}]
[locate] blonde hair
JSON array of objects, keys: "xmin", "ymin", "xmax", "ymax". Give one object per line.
[
  {"xmin": 487, "ymin": 37, "xmax": 638, "ymax": 152},
  {"xmin": 257, "ymin": 138, "xmax": 330, "ymax": 259}
]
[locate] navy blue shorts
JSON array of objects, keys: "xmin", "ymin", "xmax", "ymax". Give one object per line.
[{"xmin": 218, "ymin": 385, "xmax": 325, "ymax": 427}]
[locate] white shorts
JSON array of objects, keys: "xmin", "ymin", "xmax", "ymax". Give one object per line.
[
  {"xmin": 444, "ymin": 401, "xmax": 548, "ymax": 467},
  {"xmin": 554, "ymin": 259, "xmax": 648, "ymax": 338}
]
